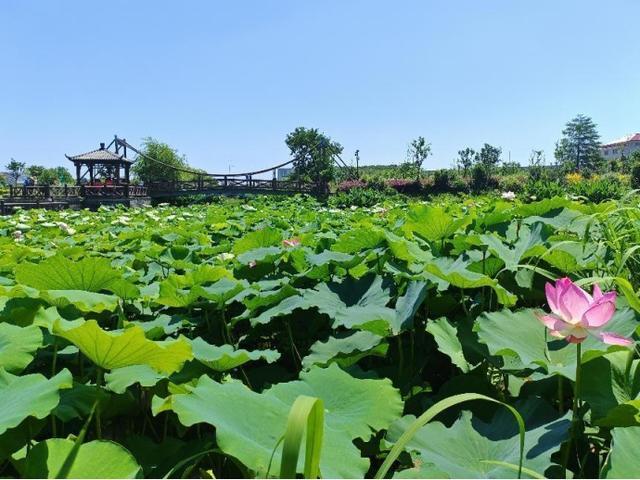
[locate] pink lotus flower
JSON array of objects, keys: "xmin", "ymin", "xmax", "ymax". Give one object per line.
[
  {"xmin": 282, "ymin": 238, "xmax": 301, "ymax": 248},
  {"xmin": 538, "ymin": 278, "xmax": 633, "ymax": 346}
]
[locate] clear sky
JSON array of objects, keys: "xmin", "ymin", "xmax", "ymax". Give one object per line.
[{"xmin": 1, "ymin": 1, "xmax": 639, "ymax": 173}]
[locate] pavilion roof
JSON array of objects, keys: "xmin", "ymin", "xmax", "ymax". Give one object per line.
[{"xmin": 66, "ymin": 143, "xmax": 133, "ymax": 164}]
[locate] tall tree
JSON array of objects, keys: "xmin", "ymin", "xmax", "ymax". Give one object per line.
[
  {"xmin": 405, "ymin": 136, "xmax": 432, "ymax": 181},
  {"xmin": 475, "ymin": 144, "xmax": 502, "ymax": 170},
  {"xmin": 456, "ymin": 147, "xmax": 476, "ymax": 174},
  {"xmin": 554, "ymin": 114, "xmax": 602, "ymax": 172},
  {"xmin": 285, "ymin": 127, "xmax": 342, "ymax": 184},
  {"xmin": 5, "ymin": 158, "xmax": 25, "ymax": 186},
  {"xmin": 132, "ymin": 138, "xmax": 190, "ymax": 184}
]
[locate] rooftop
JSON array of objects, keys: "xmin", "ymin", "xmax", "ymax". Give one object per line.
[
  {"xmin": 66, "ymin": 143, "xmax": 133, "ymax": 163},
  {"xmin": 602, "ymin": 133, "xmax": 640, "ymax": 147}
]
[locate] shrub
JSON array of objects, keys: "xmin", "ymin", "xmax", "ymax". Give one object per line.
[
  {"xmin": 450, "ymin": 175, "xmax": 469, "ymax": 193},
  {"xmin": 631, "ymin": 162, "xmax": 640, "ymax": 189},
  {"xmin": 523, "ymin": 179, "xmax": 566, "ymax": 200},
  {"xmin": 432, "ymin": 169, "xmax": 453, "ymax": 193},
  {"xmin": 385, "ymin": 178, "xmax": 422, "ymax": 195},
  {"xmin": 498, "ymin": 173, "xmax": 527, "ymax": 193},
  {"xmin": 570, "ymin": 174, "xmax": 626, "ymax": 203},
  {"xmin": 336, "ymin": 179, "xmax": 368, "ymax": 192},
  {"xmin": 329, "ymin": 187, "xmax": 390, "ymax": 208},
  {"xmin": 470, "ymin": 164, "xmax": 497, "ymax": 192}
]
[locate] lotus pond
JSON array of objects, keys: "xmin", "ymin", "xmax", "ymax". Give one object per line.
[{"xmin": 1, "ymin": 194, "xmax": 640, "ymax": 478}]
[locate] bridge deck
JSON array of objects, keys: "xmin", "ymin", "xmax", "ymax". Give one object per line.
[{"xmin": 2, "ymin": 179, "xmax": 321, "ymax": 208}]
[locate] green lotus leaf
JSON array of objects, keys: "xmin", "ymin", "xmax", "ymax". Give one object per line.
[
  {"xmin": 0, "ymin": 369, "xmax": 72, "ymax": 435},
  {"xmin": 388, "ymin": 398, "xmax": 570, "ymax": 478},
  {"xmin": 126, "ymin": 313, "xmax": 184, "ymax": 340},
  {"xmin": 0, "ymin": 297, "xmax": 48, "ymax": 326},
  {"xmin": 156, "ymin": 363, "xmax": 403, "ymax": 477},
  {"xmin": 195, "ymin": 278, "xmax": 246, "ymax": 305},
  {"xmin": 603, "ymin": 426, "xmax": 640, "ymax": 478},
  {"xmin": 252, "ymin": 275, "xmax": 397, "ymax": 334},
  {"xmin": 402, "ymin": 204, "xmax": 471, "ymax": 242},
  {"xmin": 424, "ymin": 257, "xmax": 517, "ymax": 306},
  {"xmin": 190, "ymin": 338, "xmax": 280, "ymax": 371},
  {"xmin": 0, "ymin": 323, "xmax": 42, "ymax": 372},
  {"xmin": 241, "ymin": 283, "xmax": 298, "ymax": 312},
  {"xmin": 581, "ymin": 351, "xmax": 640, "ymax": 425},
  {"xmin": 522, "ymin": 207, "xmax": 590, "ymax": 236},
  {"xmin": 426, "ymin": 317, "xmax": 470, "ymax": 373},
  {"xmin": 232, "ymin": 227, "xmax": 282, "ymax": 254},
  {"xmin": 479, "ymin": 222, "xmax": 547, "ymax": 271},
  {"xmin": 304, "ymin": 250, "xmax": 357, "ymax": 268},
  {"xmin": 53, "ymin": 320, "xmax": 193, "ymax": 373},
  {"xmin": 395, "ymin": 281, "xmax": 429, "ymax": 332},
  {"xmin": 39, "ymin": 290, "xmax": 120, "ymax": 313},
  {"xmin": 514, "ymin": 197, "xmax": 571, "ymax": 217},
  {"xmin": 332, "ymin": 227, "xmax": 385, "ymax": 253},
  {"xmin": 156, "ymin": 268, "xmax": 235, "ymax": 307},
  {"xmin": 385, "ymin": 231, "xmax": 433, "ymax": 263},
  {"xmin": 105, "ymin": 365, "xmax": 168, "ymax": 394},
  {"xmin": 236, "ymin": 246, "xmax": 282, "ymax": 265},
  {"xmin": 54, "ymin": 383, "xmax": 111, "ymax": 422},
  {"xmin": 302, "ymin": 331, "xmax": 387, "ymax": 368},
  {"xmin": 596, "ymin": 401, "xmax": 640, "ymax": 428},
  {"xmin": 21, "ymin": 439, "xmax": 141, "ymax": 478},
  {"xmin": 15, "ymin": 255, "xmax": 121, "ymax": 292}
]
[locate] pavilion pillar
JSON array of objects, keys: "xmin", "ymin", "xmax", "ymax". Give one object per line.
[
  {"xmin": 75, "ymin": 162, "xmax": 81, "ymax": 185},
  {"xmin": 89, "ymin": 163, "xmax": 94, "ymax": 184},
  {"xmin": 124, "ymin": 164, "xmax": 130, "ymax": 184}
]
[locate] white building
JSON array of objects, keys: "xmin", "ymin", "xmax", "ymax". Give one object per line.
[{"xmin": 601, "ymin": 133, "xmax": 640, "ymax": 160}]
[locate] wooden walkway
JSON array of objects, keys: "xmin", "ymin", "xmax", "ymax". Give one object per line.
[{"xmin": 1, "ymin": 179, "xmax": 321, "ymax": 212}]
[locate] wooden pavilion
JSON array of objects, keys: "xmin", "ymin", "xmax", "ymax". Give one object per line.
[{"xmin": 65, "ymin": 142, "xmax": 133, "ymax": 186}]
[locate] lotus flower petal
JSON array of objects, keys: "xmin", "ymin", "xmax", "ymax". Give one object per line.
[
  {"xmin": 593, "ymin": 284, "xmax": 603, "ymax": 300},
  {"xmin": 599, "ymin": 332, "xmax": 634, "ymax": 346},
  {"xmin": 558, "ymin": 282, "xmax": 592, "ymax": 323},
  {"xmin": 538, "ymin": 313, "xmax": 562, "ymax": 330},
  {"xmin": 545, "ymin": 282, "xmax": 561, "ymax": 316},
  {"xmin": 581, "ymin": 300, "xmax": 616, "ymax": 328}
]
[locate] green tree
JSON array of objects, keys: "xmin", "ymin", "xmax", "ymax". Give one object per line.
[
  {"xmin": 475, "ymin": 143, "xmax": 502, "ymax": 170},
  {"xmin": 41, "ymin": 167, "xmax": 74, "ymax": 185},
  {"xmin": 132, "ymin": 138, "xmax": 190, "ymax": 184},
  {"xmin": 456, "ymin": 147, "xmax": 476, "ymax": 175},
  {"xmin": 5, "ymin": 158, "xmax": 25, "ymax": 186},
  {"xmin": 285, "ymin": 127, "xmax": 342, "ymax": 185},
  {"xmin": 25, "ymin": 165, "xmax": 46, "ymax": 180},
  {"xmin": 554, "ymin": 114, "xmax": 602, "ymax": 172},
  {"xmin": 405, "ymin": 136, "xmax": 432, "ymax": 181}
]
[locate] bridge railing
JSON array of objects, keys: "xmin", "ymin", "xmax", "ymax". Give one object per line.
[
  {"xmin": 146, "ymin": 177, "xmax": 320, "ymax": 195},
  {"xmin": 7, "ymin": 184, "xmax": 148, "ymax": 199}
]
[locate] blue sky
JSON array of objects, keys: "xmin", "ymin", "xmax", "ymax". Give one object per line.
[{"xmin": 1, "ymin": 1, "xmax": 639, "ymax": 173}]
